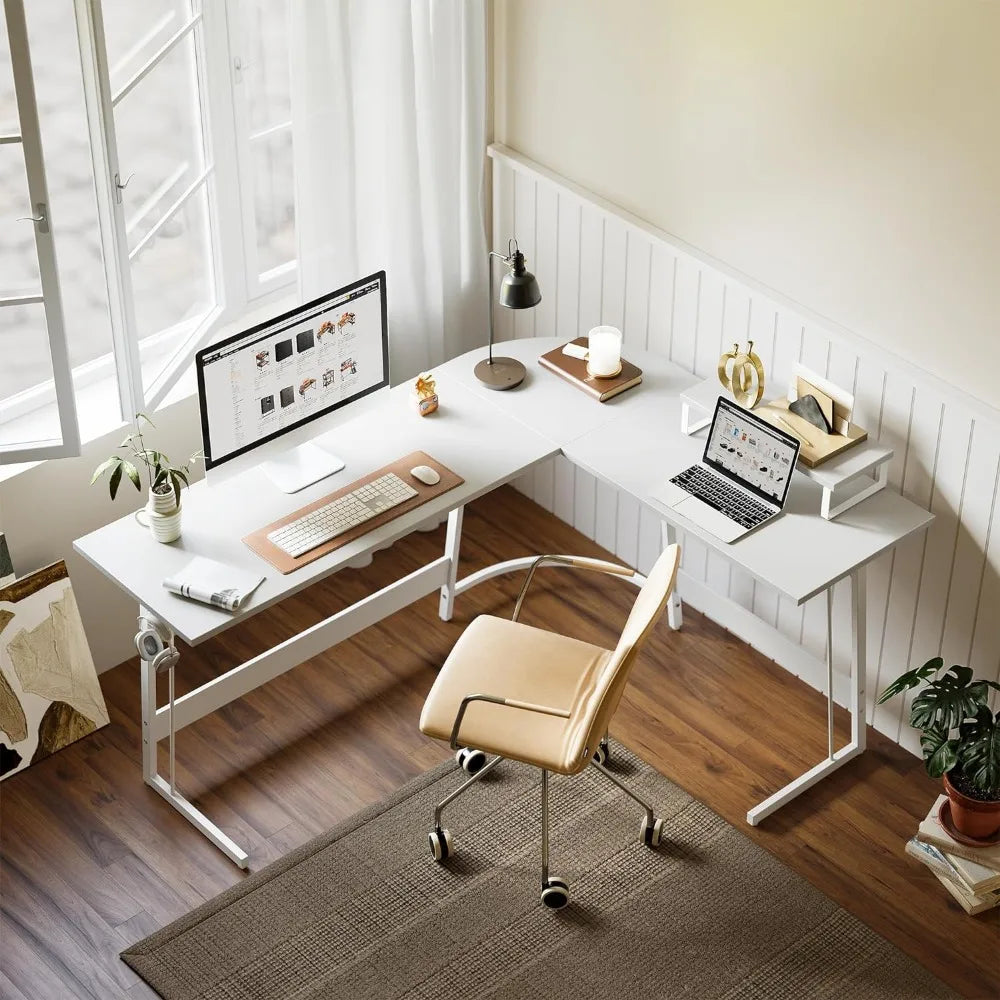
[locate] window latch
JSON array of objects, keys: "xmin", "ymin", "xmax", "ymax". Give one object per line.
[
  {"xmin": 16, "ymin": 203, "xmax": 48, "ymax": 234},
  {"xmin": 114, "ymin": 171, "xmax": 134, "ymax": 204}
]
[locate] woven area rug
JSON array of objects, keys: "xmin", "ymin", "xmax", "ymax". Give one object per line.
[{"xmin": 122, "ymin": 745, "xmax": 957, "ymax": 1000}]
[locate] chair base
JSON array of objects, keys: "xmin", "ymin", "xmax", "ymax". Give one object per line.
[{"xmin": 428, "ymin": 749, "xmax": 665, "ymax": 909}]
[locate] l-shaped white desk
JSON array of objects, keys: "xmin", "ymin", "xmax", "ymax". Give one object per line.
[{"xmin": 75, "ymin": 339, "xmax": 933, "ymax": 868}]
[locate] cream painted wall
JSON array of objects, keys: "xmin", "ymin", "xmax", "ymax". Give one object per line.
[{"xmin": 493, "ymin": 0, "xmax": 1000, "ymax": 408}]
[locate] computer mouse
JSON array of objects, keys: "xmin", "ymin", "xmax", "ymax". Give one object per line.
[{"xmin": 410, "ymin": 464, "xmax": 440, "ymax": 486}]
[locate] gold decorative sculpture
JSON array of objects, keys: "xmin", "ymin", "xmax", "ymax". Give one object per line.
[
  {"xmin": 718, "ymin": 341, "xmax": 765, "ymax": 409},
  {"xmin": 414, "ymin": 373, "xmax": 439, "ymax": 416}
]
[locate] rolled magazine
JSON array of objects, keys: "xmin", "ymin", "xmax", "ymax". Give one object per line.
[{"xmin": 163, "ymin": 556, "xmax": 264, "ymax": 612}]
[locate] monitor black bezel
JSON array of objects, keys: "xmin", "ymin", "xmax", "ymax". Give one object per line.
[
  {"xmin": 702, "ymin": 395, "xmax": 801, "ymax": 507},
  {"xmin": 196, "ymin": 271, "xmax": 390, "ymax": 471}
]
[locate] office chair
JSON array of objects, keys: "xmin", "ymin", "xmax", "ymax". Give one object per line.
[{"xmin": 419, "ymin": 544, "xmax": 681, "ymax": 909}]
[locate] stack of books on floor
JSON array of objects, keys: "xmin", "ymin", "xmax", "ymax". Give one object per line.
[{"xmin": 906, "ymin": 795, "xmax": 1000, "ymax": 915}]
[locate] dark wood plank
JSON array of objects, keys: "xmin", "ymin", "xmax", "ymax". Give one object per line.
[
  {"xmin": 0, "ymin": 969, "xmax": 29, "ymax": 1000},
  {"xmin": 0, "ymin": 486, "xmax": 995, "ymax": 999}
]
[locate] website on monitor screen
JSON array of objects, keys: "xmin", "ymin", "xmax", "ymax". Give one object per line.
[{"xmin": 198, "ymin": 277, "xmax": 387, "ymax": 467}]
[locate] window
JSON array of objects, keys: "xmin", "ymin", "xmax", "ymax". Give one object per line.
[
  {"xmin": 0, "ymin": 0, "xmax": 80, "ymax": 461},
  {"xmin": 0, "ymin": 0, "xmax": 296, "ymax": 465}
]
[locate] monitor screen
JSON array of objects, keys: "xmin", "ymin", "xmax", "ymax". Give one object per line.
[
  {"xmin": 196, "ymin": 272, "xmax": 389, "ymax": 470},
  {"xmin": 703, "ymin": 396, "xmax": 799, "ymax": 505}
]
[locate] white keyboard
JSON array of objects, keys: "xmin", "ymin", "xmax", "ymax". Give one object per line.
[{"xmin": 267, "ymin": 472, "xmax": 419, "ymax": 558}]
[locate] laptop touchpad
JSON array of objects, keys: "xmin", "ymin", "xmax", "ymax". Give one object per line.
[{"xmin": 674, "ymin": 496, "xmax": 744, "ymax": 543}]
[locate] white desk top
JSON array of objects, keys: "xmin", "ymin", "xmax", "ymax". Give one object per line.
[
  {"xmin": 440, "ymin": 337, "xmax": 700, "ymax": 449},
  {"xmin": 564, "ymin": 389, "xmax": 932, "ymax": 603},
  {"xmin": 73, "ymin": 378, "xmax": 558, "ymax": 645},
  {"xmin": 450, "ymin": 339, "xmax": 932, "ymax": 604},
  {"xmin": 75, "ymin": 338, "xmax": 933, "ymax": 641}
]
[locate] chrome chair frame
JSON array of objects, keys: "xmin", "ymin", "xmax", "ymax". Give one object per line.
[{"xmin": 429, "ymin": 554, "xmax": 664, "ymax": 909}]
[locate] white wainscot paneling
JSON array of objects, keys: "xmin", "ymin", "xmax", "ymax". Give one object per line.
[{"xmin": 491, "ymin": 144, "xmax": 1000, "ymax": 755}]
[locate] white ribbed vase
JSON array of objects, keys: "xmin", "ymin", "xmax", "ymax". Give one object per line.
[{"xmin": 145, "ymin": 488, "xmax": 181, "ymax": 543}]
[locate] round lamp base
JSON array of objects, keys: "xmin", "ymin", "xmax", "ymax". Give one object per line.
[{"xmin": 475, "ymin": 356, "xmax": 526, "ymax": 391}]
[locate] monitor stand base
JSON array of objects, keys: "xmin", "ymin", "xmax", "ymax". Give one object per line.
[{"xmin": 261, "ymin": 442, "xmax": 345, "ymax": 493}]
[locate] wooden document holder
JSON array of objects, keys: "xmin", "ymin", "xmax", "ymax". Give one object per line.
[{"xmin": 757, "ymin": 373, "xmax": 867, "ymax": 469}]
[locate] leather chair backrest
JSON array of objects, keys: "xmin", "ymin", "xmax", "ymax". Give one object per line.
[{"xmin": 565, "ymin": 544, "xmax": 681, "ymax": 771}]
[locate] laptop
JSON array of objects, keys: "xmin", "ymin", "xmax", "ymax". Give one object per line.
[{"xmin": 647, "ymin": 396, "xmax": 800, "ymax": 543}]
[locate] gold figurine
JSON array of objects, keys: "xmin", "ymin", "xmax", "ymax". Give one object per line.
[
  {"xmin": 718, "ymin": 341, "xmax": 764, "ymax": 409},
  {"xmin": 414, "ymin": 373, "xmax": 439, "ymax": 416}
]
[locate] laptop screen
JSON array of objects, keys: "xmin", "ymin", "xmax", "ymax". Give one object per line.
[{"xmin": 703, "ymin": 397, "xmax": 800, "ymax": 507}]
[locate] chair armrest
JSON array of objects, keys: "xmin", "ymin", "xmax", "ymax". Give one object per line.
[
  {"xmin": 512, "ymin": 554, "xmax": 640, "ymax": 622},
  {"xmin": 449, "ymin": 693, "xmax": 572, "ymax": 750}
]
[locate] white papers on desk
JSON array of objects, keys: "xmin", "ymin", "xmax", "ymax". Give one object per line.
[{"xmin": 163, "ymin": 557, "xmax": 264, "ymax": 612}]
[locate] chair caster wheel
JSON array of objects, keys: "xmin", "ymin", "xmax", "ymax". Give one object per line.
[
  {"xmin": 640, "ymin": 816, "xmax": 664, "ymax": 848},
  {"xmin": 592, "ymin": 741, "xmax": 610, "ymax": 766},
  {"xmin": 428, "ymin": 827, "xmax": 452, "ymax": 861},
  {"xmin": 455, "ymin": 747, "xmax": 487, "ymax": 775},
  {"xmin": 541, "ymin": 877, "xmax": 570, "ymax": 910}
]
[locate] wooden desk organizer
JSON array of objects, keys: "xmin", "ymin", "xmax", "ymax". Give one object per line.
[{"xmin": 757, "ymin": 373, "xmax": 868, "ymax": 469}]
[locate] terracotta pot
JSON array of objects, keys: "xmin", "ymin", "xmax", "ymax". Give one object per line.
[{"xmin": 943, "ymin": 772, "xmax": 1000, "ymax": 840}]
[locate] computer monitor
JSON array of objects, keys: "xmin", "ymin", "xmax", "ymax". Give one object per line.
[{"xmin": 196, "ymin": 271, "xmax": 389, "ymax": 492}]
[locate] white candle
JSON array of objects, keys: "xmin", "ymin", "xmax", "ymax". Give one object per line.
[{"xmin": 588, "ymin": 326, "xmax": 622, "ymax": 377}]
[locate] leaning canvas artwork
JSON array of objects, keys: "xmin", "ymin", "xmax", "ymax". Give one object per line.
[
  {"xmin": 0, "ymin": 531, "xmax": 13, "ymax": 585},
  {"xmin": 0, "ymin": 560, "xmax": 108, "ymax": 780}
]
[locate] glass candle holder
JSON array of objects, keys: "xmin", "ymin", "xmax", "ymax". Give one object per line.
[{"xmin": 587, "ymin": 326, "xmax": 622, "ymax": 377}]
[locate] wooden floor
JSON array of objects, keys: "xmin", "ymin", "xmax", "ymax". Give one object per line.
[{"xmin": 0, "ymin": 486, "xmax": 996, "ymax": 1000}]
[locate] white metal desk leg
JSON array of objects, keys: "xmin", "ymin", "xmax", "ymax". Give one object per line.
[
  {"xmin": 660, "ymin": 520, "xmax": 683, "ymax": 629},
  {"xmin": 851, "ymin": 567, "xmax": 867, "ymax": 749},
  {"xmin": 439, "ymin": 505, "xmax": 465, "ymax": 621},
  {"xmin": 746, "ymin": 569, "xmax": 867, "ymax": 825},
  {"xmin": 826, "ymin": 588, "xmax": 834, "ymax": 760},
  {"xmin": 137, "ymin": 609, "xmax": 249, "ymax": 869}
]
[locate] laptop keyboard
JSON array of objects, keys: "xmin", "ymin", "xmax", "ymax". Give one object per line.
[{"xmin": 669, "ymin": 465, "xmax": 774, "ymax": 529}]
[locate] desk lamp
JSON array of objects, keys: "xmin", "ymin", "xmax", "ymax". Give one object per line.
[{"xmin": 475, "ymin": 238, "xmax": 541, "ymax": 390}]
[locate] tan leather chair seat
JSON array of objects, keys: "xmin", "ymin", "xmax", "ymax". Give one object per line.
[{"xmin": 420, "ymin": 614, "xmax": 611, "ymax": 774}]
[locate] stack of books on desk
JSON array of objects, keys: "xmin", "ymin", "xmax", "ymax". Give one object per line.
[{"xmin": 906, "ymin": 795, "xmax": 1000, "ymax": 915}]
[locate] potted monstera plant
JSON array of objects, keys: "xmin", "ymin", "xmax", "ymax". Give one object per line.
[{"xmin": 878, "ymin": 658, "xmax": 1000, "ymax": 840}]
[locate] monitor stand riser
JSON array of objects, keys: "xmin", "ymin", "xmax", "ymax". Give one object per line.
[{"xmin": 261, "ymin": 441, "xmax": 345, "ymax": 493}]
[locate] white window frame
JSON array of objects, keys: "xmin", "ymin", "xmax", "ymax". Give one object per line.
[
  {"xmin": 1, "ymin": 0, "xmax": 298, "ymax": 461},
  {"xmin": 0, "ymin": 0, "xmax": 80, "ymax": 463},
  {"xmin": 75, "ymin": 0, "xmax": 223, "ymax": 419}
]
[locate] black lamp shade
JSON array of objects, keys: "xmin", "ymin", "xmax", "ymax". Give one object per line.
[
  {"xmin": 498, "ymin": 269, "xmax": 541, "ymax": 309},
  {"xmin": 498, "ymin": 248, "xmax": 541, "ymax": 310}
]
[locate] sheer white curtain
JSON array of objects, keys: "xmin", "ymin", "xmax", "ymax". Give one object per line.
[{"xmin": 289, "ymin": 0, "xmax": 488, "ymax": 381}]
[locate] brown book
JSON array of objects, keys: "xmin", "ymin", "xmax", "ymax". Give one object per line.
[{"xmin": 538, "ymin": 338, "xmax": 643, "ymax": 402}]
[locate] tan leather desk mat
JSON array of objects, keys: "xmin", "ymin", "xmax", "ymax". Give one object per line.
[{"xmin": 243, "ymin": 450, "xmax": 464, "ymax": 574}]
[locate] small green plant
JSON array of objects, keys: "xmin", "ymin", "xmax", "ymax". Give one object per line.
[
  {"xmin": 91, "ymin": 412, "xmax": 201, "ymax": 508},
  {"xmin": 877, "ymin": 657, "xmax": 1000, "ymax": 800}
]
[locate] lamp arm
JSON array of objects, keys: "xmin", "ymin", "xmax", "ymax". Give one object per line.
[{"xmin": 486, "ymin": 249, "xmax": 512, "ymax": 366}]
